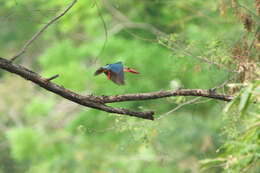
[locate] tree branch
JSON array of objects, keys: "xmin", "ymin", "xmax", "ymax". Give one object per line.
[
  {"xmin": 98, "ymin": 89, "xmax": 233, "ymax": 103},
  {"xmin": 0, "ymin": 57, "xmax": 234, "ymax": 120},
  {"xmin": 0, "ymin": 57, "xmax": 154, "ymax": 120},
  {"xmin": 46, "ymin": 74, "xmax": 59, "ymax": 81},
  {"xmin": 10, "ymin": 0, "xmax": 77, "ymax": 62}
]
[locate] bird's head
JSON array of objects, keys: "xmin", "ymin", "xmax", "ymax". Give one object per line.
[{"xmin": 123, "ymin": 67, "xmax": 139, "ymax": 74}]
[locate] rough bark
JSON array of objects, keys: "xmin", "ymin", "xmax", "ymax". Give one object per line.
[{"xmin": 0, "ymin": 57, "xmax": 234, "ymax": 120}]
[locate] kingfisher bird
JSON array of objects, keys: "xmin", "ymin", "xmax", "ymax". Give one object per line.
[{"xmin": 94, "ymin": 62, "xmax": 139, "ymax": 85}]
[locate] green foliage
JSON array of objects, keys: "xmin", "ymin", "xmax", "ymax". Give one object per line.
[
  {"xmin": 201, "ymin": 81, "xmax": 260, "ymax": 172},
  {"xmin": 239, "ymin": 84, "xmax": 254, "ymax": 115},
  {"xmin": 1, "ymin": 0, "xmax": 259, "ymax": 173},
  {"xmin": 6, "ymin": 128, "xmax": 41, "ymax": 161},
  {"xmin": 26, "ymin": 97, "xmax": 55, "ymax": 117}
]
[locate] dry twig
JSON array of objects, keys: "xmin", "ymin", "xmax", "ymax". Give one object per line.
[
  {"xmin": 158, "ymin": 97, "xmax": 202, "ymax": 120},
  {"xmin": 10, "ymin": 0, "xmax": 77, "ymax": 62},
  {"xmin": 46, "ymin": 74, "xmax": 59, "ymax": 81},
  {"xmin": 103, "ymin": 0, "xmax": 239, "ymax": 74}
]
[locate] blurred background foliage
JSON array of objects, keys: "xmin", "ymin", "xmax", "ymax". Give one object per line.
[{"xmin": 0, "ymin": 0, "xmax": 259, "ymax": 172}]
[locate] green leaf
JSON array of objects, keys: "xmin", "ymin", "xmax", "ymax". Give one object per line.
[
  {"xmin": 199, "ymin": 158, "xmax": 226, "ymax": 169},
  {"xmin": 239, "ymin": 84, "xmax": 253, "ymax": 115},
  {"xmin": 6, "ymin": 127, "xmax": 41, "ymax": 161},
  {"xmin": 223, "ymin": 89, "xmax": 243, "ymax": 114}
]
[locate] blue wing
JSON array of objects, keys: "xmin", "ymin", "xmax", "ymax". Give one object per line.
[{"xmin": 106, "ymin": 62, "xmax": 125, "ymax": 85}]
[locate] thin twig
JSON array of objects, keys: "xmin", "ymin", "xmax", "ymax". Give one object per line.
[
  {"xmin": 10, "ymin": 0, "xmax": 77, "ymax": 62},
  {"xmin": 93, "ymin": 0, "xmax": 108, "ymax": 62},
  {"xmin": 210, "ymin": 73, "xmax": 238, "ymax": 92},
  {"xmin": 159, "ymin": 41, "xmax": 239, "ymax": 74},
  {"xmin": 103, "ymin": 0, "xmax": 239, "ymax": 74},
  {"xmin": 158, "ymin": 97, "xmax": 201, "ymax": 120},
  {"xmin": 123, "ymin": 28, "xmax": 156, "ymax": 42},
  {"xmin": 249, "ymin": 25, "xmax": 260, "ymax": 52},
  {"xmin": 192, "ymin": 98, "xmax": 211, "ymax": 104},
  {"xmin": 103, "ymin": 0, "xmax": 167, "ymax": 37},
  {"xmin": 46, "ymin": 74, "xmax": 59, "ymax": 81}
]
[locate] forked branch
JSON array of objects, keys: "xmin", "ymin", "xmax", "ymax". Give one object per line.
[
  {"xmin": 0, "ymin": 57, "xmax": 234, "ymax": 120},
  {"xmin": 1, "ymin": 0, "xmax": 235, "ymax": 120}
]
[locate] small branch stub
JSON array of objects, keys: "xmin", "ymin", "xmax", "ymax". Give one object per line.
[
  {"xmin": 0, "ymin": 57, "xmax": 154, "ymax": 120},
  {"xmin": 46, "ymin": 74, "xmax": 59, "ymax": 81}
]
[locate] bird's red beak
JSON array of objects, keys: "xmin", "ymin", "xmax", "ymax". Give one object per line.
[{"xmin": 128, "ymin": 68, "xmax": 139, "ymax": 74}]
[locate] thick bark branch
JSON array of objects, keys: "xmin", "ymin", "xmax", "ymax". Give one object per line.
[
  {"xmin": 98, "ymin": 89, "xmax": 234, "ymax": 103},
  {"xmin": 0, "ymin": 57, "xmax": 234, "ymax": 120},
  {"xmin": 0, "ymin": 57, "xmax": 154, "ymax": 120},
  {"xmin": 0, "ymin": 0, "xmax": 235, "ymax": 121}
]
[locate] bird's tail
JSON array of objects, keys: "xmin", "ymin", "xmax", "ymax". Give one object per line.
[{"xmin": 94, "ymin": 67, "xmax": 105, "ymax": 76}]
